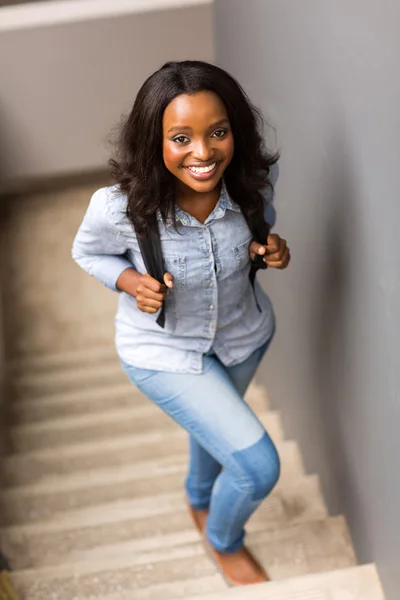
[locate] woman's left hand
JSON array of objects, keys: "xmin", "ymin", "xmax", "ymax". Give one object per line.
[{"xmin": 249, "ymin": 234, "xmax": 291, "ymax": 270}]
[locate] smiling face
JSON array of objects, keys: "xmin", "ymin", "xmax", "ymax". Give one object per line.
[{"xmin": 162, "ymin": 91, "xmax": 234, "ymax": 196}]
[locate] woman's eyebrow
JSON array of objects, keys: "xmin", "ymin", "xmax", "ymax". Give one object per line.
[
  {"xmin": 168, "ymin": 125, "xmax": 193, "ymax": 133},
  {"xmin": 209, "ymin": 118, "xmax": 230, "ymax": 128},
  {"xmin": 167, "ymin": 118, "xmax": 230, "ymax": 134}
]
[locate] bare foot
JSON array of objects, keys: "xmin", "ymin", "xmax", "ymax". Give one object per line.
[
  {"xmin": 204, "ymin": 535, "xmax": 269, "ymax": 586},
  {"xmin": 188, "ymin": 505, "xmax": 209, "ymax": 533}
]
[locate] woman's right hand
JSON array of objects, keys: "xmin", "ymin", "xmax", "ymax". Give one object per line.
[
  {"xmin": 116, "ymin": 268, "xmax": 174, "ymax": 313},
  {"xmin": 135, "ymin": 272, "xmax": 174, "ymax": 314}
]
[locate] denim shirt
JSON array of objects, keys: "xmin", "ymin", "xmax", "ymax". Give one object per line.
[{"xmin": 72, "ymin": 175, "xmax": 278, "ymax": 374}]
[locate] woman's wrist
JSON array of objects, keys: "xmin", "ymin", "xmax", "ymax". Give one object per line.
[{"xmin": 116, "ymin": 268, "xmax": 142, "ymax": 297}]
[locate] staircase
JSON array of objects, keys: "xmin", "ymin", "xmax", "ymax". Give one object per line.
[
  {"xmin": 0, "ymin": 181, "xmax": 384, "ymax": 598},
  {"xmin": 0, "ymin": 345, "xmax": 384, "ymax": 599}
]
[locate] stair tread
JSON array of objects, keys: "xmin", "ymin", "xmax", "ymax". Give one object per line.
[
  {"xmin": 1, "ymin": 475, "xmax": 327, "ymax": 570},
  {"xmin": 98, "ymin": 565, "xmax": 385, "ymax": 600},
  {"xmin": 1, "ymin": 440, "xmax": 296, "ymax": 496},
  {"xmin": 1, "ymin": 424, "xmax": 293, "ymax": 489},
  {"xmin": 13, "ymin": 361, "xmax": 127, "ymax": 391},
  {"xmin": 0, "ymin": 440, "xmax": 304, "ymax": 525},
  {"xmin": 4, "ymin": 426, "xmax": 187, "ymax": 462},
  {"xmin": 10, "ymin": 404, "xmax": 276, "ymax": 436},
  {"xmin": 11, "ymin": 382, "xmax": 142, "ymax": 418},
  {"xmin": 183, "ymin": 564, "xmax": 384, "ymax": 600},
  {"xmin": 11, "ymin": 359, "xmax": 268, "ymax": 404},
  {"xmin": 10, "ymin": 381, "xmax": 269, "ymax": 423},
  {"xmin": 6, "ymin": 345, "xmax": 117, "ymax": 373},
  {"xmin": 2, "ymin": 453, "xmax": 188, "ymax": 496},
  {"xmin": 9, "ymin": 408, "xmax": 281, "ymax": 453},
  {"xmin": 9, "ymin": 516, "xmax": 357, "ymax": 600}
]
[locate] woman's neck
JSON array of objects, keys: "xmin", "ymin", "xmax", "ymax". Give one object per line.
[{"xmin": 176, "ymin": 183, "xmax": 221, "ymax": 224}]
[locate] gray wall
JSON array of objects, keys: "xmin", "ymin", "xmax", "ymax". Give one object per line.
[
  {"xmin": 216, "ymin": 1, "xmax": 400, "ymax": 597},
  {"xmin": 0, "ymin": 1, "xmax": 214, "ymax": 190}
]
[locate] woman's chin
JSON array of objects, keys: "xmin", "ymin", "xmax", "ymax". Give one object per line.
[{"xmin": 181, "ymin": 174, "xmax": 223, "ymax": 194}]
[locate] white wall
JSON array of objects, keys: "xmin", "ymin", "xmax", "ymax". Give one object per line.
[
  {"xmin": 216, "ymin": 1, "xmax": 400, "ymax": 598},
  {"xmin": 0, "ymin": 0, "xmax": 214, "ymax": 189}
]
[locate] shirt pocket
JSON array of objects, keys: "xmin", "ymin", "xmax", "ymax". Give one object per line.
[
  {"xmin": 163, "ymin": 255, "xmax": 187, "ymax": 290},
  {"xmin": 232, "ymin": 237, "xmax": 252, "ymax": 271}
]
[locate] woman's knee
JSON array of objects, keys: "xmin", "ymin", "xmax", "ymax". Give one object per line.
[{"xmin": 233, "ymin": 432, "xmax": 281, "ymax": 501}]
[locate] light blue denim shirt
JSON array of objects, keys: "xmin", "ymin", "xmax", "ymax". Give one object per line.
[{"xmin": 72, "ymin": 173, "xmax": 278, "ymax": 374}]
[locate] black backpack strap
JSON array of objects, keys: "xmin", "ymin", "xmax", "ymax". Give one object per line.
[
  {"xmin": 243, "ymin": 207, "xmax": 271, "ymax": 312},
  {"xmin": 249, "ymin": 218, "xmax": 270, "ymax": 284},
  {"xmin": 136, "ymin": 216, "xmax": 166, "ymax": 328}
]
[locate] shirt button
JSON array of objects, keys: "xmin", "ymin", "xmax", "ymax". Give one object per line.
[
  {"xmin": 209, "ymin": 304, "xmax": 214, "ymax": 310},
  {"xmin": 202, "ymin": 226, "xmax": 207, "ymax": 231}
]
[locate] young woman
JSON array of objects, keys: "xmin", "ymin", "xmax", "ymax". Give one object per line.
[{"xmin": 72, "ymin": 60, "xmax": 290, "ymax": 586}]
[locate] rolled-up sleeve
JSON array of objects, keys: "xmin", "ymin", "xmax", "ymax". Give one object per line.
[{"xmin": 72, "ymin": 188, "xmax": 133, "ymax": 291}]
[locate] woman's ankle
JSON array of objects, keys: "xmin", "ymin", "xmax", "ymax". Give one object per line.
[
  {"xmin": 187, "ymin": 504, "xmax": 209, "ymax": 533},
  {"xmin": 204, "ymin": 533, "xmax": 268, "ymax": 586}
]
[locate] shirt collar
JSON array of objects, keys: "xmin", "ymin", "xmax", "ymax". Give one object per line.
[{"xmin": 165, "ymin": 180, "xmax": 240, "ymax": 227}]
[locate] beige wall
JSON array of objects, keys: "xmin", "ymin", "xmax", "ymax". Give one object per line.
[{"xmin": 0, "ymin": 1, "xmax": 214, "ymax": 189}]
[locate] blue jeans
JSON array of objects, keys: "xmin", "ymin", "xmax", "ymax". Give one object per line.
[{"xmin": 121, "ymin": 336, "xmax": 280, "ymax": 553}]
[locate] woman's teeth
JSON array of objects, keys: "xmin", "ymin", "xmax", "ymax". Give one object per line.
[{"xmin": 187, "ymin": 162, "xmax": 217, "ymax": 174}]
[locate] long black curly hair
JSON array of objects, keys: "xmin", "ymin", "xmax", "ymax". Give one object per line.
[{"xmin": 109, "ymin": 60, "xmax": 279, "ymax": 234}]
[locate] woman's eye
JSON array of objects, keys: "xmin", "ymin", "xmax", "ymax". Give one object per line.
[
  {"xmin": 212, "ymin": 129, "xmax": 228, "ymax": 139},
  {"xmin": 173, "ymin": 135, "xmax": 190, "ymax": 144}
]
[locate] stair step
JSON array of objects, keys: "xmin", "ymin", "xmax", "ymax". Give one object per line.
[
  {"xmin": 10, "ymin": 361, "xmax": 127, "ymax": 398},
  {"xmin": 10, "ymin": 359, "xmax": 269, "ymax": 403},
  {"xmin": 2, "ymin": 427, "xmax": 188, "ymax": 486},
  {"xmin": 9, "ymin": 516, "xmax": 357, "ymax": 600},
  {"xmin": 7, "ymin": 345, "xmax": 117, "ymax": 376},
  {"xmin": 96, "ymin": 565, "xmax": 384, "ymax": 600},
  {"xmin": 1, "ymin": 475, "xmax": 327, "ymax": 570},
  {"xmin": 1, "ymin": 427, "xmax": 192, "ymax": 487},
  {"xmin": 100, "ymin": 576, "xmax": 226, "ymax": 600},
  {"xmin": 1, "ymin": 417, "xmax": 287, "ymax": 488},
  {"xmin": 9, "ymin": 407, "xmax": 281, "ymax": 453},
  {"xmin": 0, "ymin": 440, "xmax": 303, "ymax": 525},
  {"xmin": 185, "ymin": 564, "xmax": 384, "ymax": 600},
  {"xmin": 10, "ymin": 381, "xmax": 269, "ymax": 424},
  {"xmin": 10, "ymin": 382, "xmax": 142, "ymax": 423}
]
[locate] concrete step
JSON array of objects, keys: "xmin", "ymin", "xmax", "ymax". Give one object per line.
[
  {"xmin": 0, "ymin": 475, "xmax": 327, "ymax": 570},
  {"xmin": 184, "ymin": 564, "xmax": 384, "ymax": 600},
  {"xmin": 10, "ymin": 360, "xmax": 128, "ymax": 399},
  {"xmin": 10, "ymin": 382, "xmax": 142, "ymax": 424},
  {"xmin": 1, "ymin": 427, "xmax": 193, "ymax": 487},
  {"xmin": 10, "ymin": 380, "xmax": 269, "ymax": 424},
  {"xmin": 6, "ymin": 345, "xmax": 117, "ymax": 376},
  {"xmin": 9, "ymin": 349, "xmax": 270, "ymax": 407},
  {"xmin": 9, "ymin": 407, "xmax": 281, "ymax": 453},
  {"xmin": 9, "ymin": 357, "xmax": 269, "ymax": 403},
  {"xmin": 1, "ymin": 411, "xmax": 280, "ymax": 487},
  {"xmin": 98, "ymin": 576, "xmax": 227, "ymax": 600},
  {"xmin": 9, "ymin": 516, "xmax": 357, "ymax": 600},
  {"xmin": 0, "ymin": 440, "xmax": 304, "ymax": 525},
  {"xmin": 96, "ymin": 566, "xmax": 385, "ymax": 600},
  {"xmin": 1, "ymin": 427, "xmax": 190, "ymax": 487}
]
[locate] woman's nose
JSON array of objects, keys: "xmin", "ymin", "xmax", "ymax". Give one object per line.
[{"xmin": 192, "ymin": 140, "xmax": 213, "ymax": 161}]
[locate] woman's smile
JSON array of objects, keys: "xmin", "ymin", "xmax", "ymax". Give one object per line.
[{"xmin": 183, "ymin": 160, "xmax": 220, "ymax": 180}]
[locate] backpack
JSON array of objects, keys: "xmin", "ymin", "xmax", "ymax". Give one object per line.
[{"xmin": 138, "ymin": 212, "xmax": 270, "ymax": 328}]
